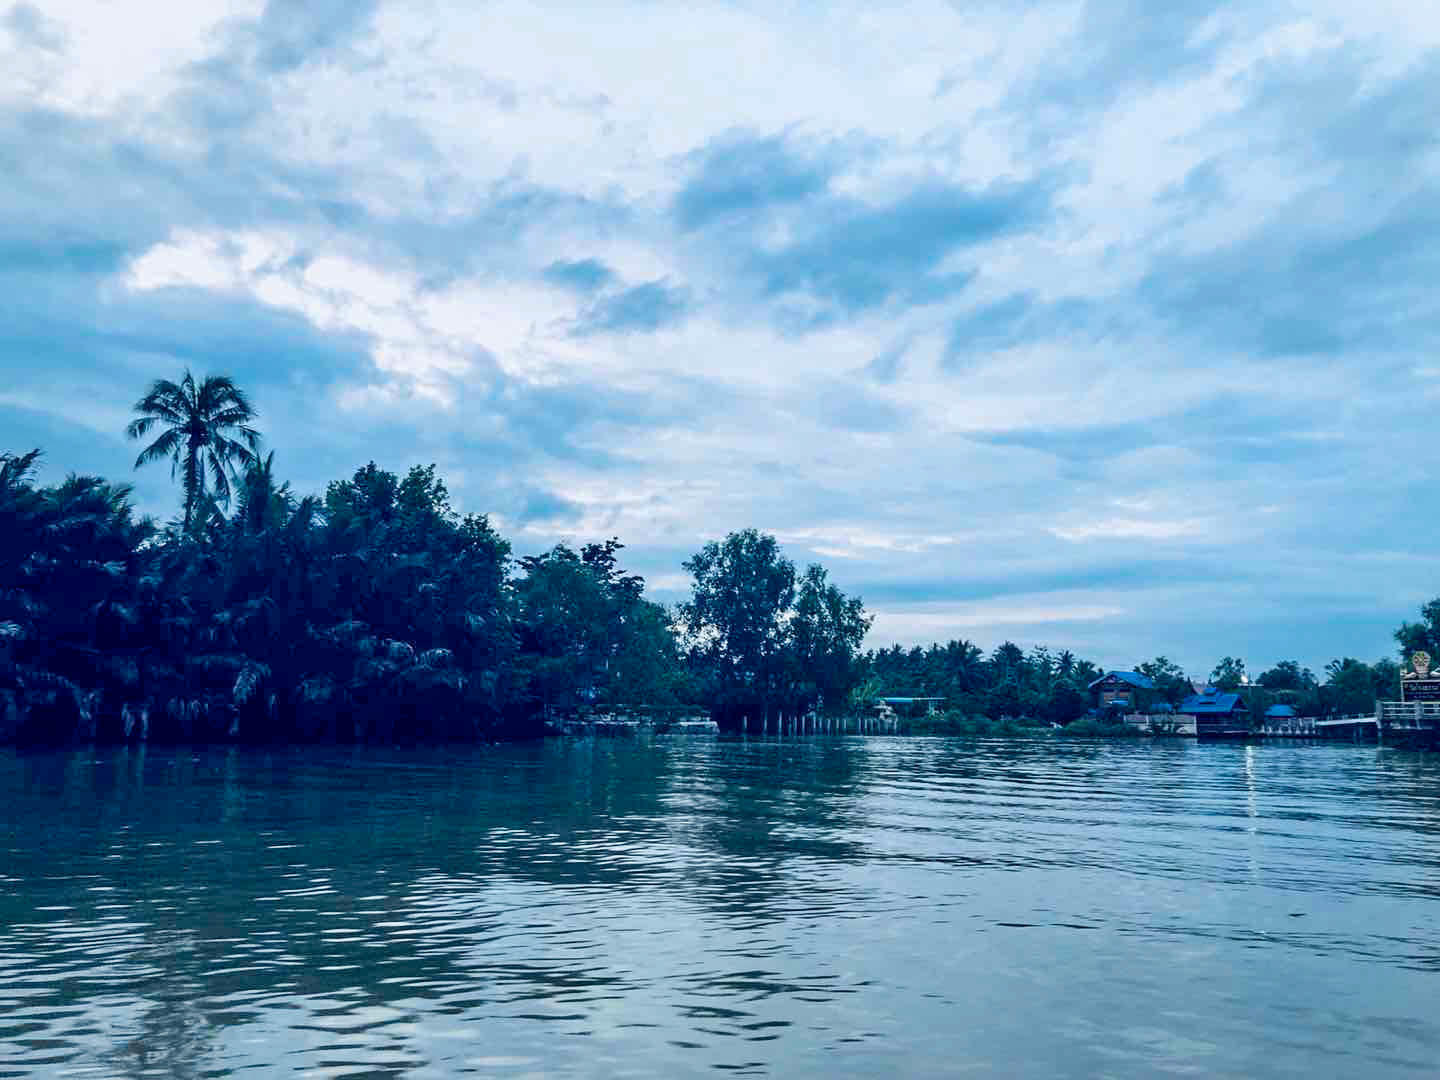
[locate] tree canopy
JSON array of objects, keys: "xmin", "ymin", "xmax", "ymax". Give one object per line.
[
  {"xmin": 5, "ymin": 372, "xmax": 1439, "ymax": 745},
  {"xmin": 127, "ymin": 371, "xmax": 261, "ymax": 532}
]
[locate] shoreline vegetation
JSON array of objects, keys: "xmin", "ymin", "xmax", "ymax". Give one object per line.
[{"xmin": 4, "ymin": 371, "xmax": 1438, "ymax": 748}]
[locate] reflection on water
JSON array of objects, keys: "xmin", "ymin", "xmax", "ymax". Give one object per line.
[{"xmin": 2, "ymin": 737, "xmax": 1439, "ymax": 1077}]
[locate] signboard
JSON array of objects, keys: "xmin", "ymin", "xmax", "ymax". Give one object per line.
[{"xmin": 1402, "ymin": 678, "xmax": 1440, "ymax": 702}]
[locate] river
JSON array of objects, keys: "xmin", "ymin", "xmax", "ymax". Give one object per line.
[{"xmin": 1, "ymin": 737, "xmax": 1438, "ymax": 1077}]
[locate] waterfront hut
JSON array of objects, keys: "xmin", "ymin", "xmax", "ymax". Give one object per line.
[
  {"xmin": 1263, "ymin": 703, "xmax": 1308, "ymax": 735},
  {"xmin": 1087, "ymin": 671, "xmax": 1155, "ymax": 711},
  {"xmin": 1179, "ymin": 686, "xmax": 1251, "ymax": 738}
]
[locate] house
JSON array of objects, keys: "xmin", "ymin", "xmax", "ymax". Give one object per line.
[
  {"xmin": 1262, "ymin": 703, "xmax": 1311, "ymax": 735},
  {"xmin": 1088, "ymin": 671, "xmax": 1155, "ymax": 711},
  {"xmin": 1179, "ymin": 686, "xmax": 1251, "ymax": 738}
]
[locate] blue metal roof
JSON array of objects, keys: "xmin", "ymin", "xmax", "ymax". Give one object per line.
[
  {"xmin": 1088, "ymin": 670, "xmax": 1155, "ymax": 691},
  {"xmin": 1179, "ymin": 689, "xmax": 1248, "ymax": 715},
  {"xmin": 1265, "ymin": 704, "xmax": 1298, "ymax": 718}
]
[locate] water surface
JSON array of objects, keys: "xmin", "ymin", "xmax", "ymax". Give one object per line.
[{"xmin": 2, "ymin": 737, "xmax": 1438, "ymax": 1077}]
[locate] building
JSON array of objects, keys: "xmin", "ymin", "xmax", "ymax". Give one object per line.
[
  {"xmin": 1262, "ymin": 703, "xmax": 1312, "ymax": 735},
  {"xmin": 1088, "ymin": 671, "xmax": 1155, "ymax": 711},
  {"xmin": 1179, "ymin": 686, "xmax": 1251, "ymax": 738}
]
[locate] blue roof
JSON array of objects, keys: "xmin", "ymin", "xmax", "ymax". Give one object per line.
[
  {"xmin": 1265, "ymin": 704, "xmax": 1298, "ymax": 718},
  {"xmin": 1088, "ymin": 670, "xmax": 1155, "ymax": 691},
  {"xmin": 1179, "ymin": 688, "xmax": 1248, "ymax": 715}
]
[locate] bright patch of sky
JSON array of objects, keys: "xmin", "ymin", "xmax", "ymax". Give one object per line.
[{"xmin": 4, "ymin": 0, "xmax": 1439, "ymax": 677}]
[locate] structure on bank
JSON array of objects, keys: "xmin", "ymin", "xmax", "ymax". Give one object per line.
[
  {"xmin": 1178, "ymin": 686, "xmax": 1250, "ymax": 738},
  {"xmin": 1088, "ymin": 671, "xmax": 1155, "ymax": 711}
]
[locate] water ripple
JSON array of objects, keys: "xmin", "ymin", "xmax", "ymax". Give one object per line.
[{"xmin": 1, "ymin": 739, "xmax": 1439, "ymax": 1077}]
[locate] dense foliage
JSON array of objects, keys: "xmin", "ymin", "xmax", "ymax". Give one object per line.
[
  {"xmin": 0, "ymin": 374, "xmax": 877, "ymax": 743},
  {"xmin": 854, "ymin": 641, "xmax": 1098, "ymax": 725},
  {"xmin": 677, "ymin": 530, "xmax": 871, "ymax": 729},
  {"xmin": 2, "ymin": 371, "xmax": 1433, "ymax": 744}
]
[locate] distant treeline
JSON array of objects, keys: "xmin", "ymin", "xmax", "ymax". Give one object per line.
[
  {"xmin": 855, "ymin": 649, "xmax": 1415, "ymax": 727},
  {"xmin": 2, "ymin": 371, "xmax": 1433, "ymax": 744}
]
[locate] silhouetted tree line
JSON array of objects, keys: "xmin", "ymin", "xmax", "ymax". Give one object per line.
[
  {"xmin": 2, "ymin": 372, "xmax": 1431, "ymax": 744},
  {"xmin": 853, "ymin": 641, "xmax": 1100, "ymax": 725},
  {"xmin": 0, "ymin": 373, "xmax": 880, "ymax": 744}
]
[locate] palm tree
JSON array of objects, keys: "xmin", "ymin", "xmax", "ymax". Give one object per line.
[
  {"xmin": 126, "ymin": 372, "xmax": 261, "ymax": 533},
  {"xmin": 235, "ymin": 451, "xmax": 294, "ymax": 535}
]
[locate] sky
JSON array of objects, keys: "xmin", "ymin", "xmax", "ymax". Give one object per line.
[{"xmin": 3, "ymin": 0, "xmax": 1437, "ymax": 680}]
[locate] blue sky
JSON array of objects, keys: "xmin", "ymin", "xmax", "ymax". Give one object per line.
[{"xmin": 3, "ymin": 0, "xmax": 1437, "ymax": 680}]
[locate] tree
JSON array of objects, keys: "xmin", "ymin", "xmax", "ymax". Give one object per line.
[
  {"xmin": 1395, "ymin": 598, "xmax": 1440, "ymax": 661},
  {"xmin": 513, "ymin": 545, "xmax": 622, "ymax": 710},
  {"xmin": 0, "ymin": 452, "xmax": 153, "ymax": 743},
  {"xmin": 1322, "ymin": 658, "xmax": 1377, "ymax": 716},
  {"xmin": 788, "ymin": 563, "xmax": 872, "ymax": 713},
  {"xmin": 1138, "ymin": 656, "xmax": 1191, "ymax": 706},
  {"xmin": 1370, "ymin": 658, "xmax": 1401, "ymax": 702},
  {"xmin": 1257, "ymin": 659, "xmax": 1316, "ymax": 693},
  {"xmin": 235, "ymin": 451, "xmax": 294, "ymax": 535},
  {"xmin": 126, "ymin": 371, "xmax": 261, "ymax": 533},
  {"xmin": 1210, "ymin": 656, "xmax": 1247, "ymax": 691},
  {"xmin": 678, "ymin": 529, "xmax": 796, "ymax": 723}
]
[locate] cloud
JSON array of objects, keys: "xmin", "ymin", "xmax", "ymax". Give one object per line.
[
  {"xmin": 6, "ymin": 0, "xmax": 1440, "ymax": 675},
  {"xmin": 672, "ymin": 128, "xmax": 844, "ymax": 229},
  {"xmin": 248, "ymin": 0, "xmax": 381, "ymax": 74},
  {"xmin": 943, "ymin": 293, "xmax": 1103, "ymax": 365},
  {"xmin": 2, "ymin": 3, "xmax": 65, "ymax": 53},
  {"xmin": 512, "ymin": 487, "xmax": 583, "ymax": 527},
  {"xmin": 543, "ymin": 258, "xmax": 616, "ymax": 294},
  {"xmin": 745, "ymin": 178, "xmax": 1053, "ymax": 320},
  {"xmin": 571, "ymin": 279, "xmax": 691, "ymax": 336}
]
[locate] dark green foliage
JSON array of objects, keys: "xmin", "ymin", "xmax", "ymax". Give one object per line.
[
  {"xmin": 13, "ymin": 370, "xmax": 1440, "ymax": 745},
  {"xmin": 676, "ymin": 530, "xmax": 870, "ymax": 725},
  {"xmin": 1, "ymin": 450, "xmax": 155, "ymax": 743},
  {"xmin": 512, "ymin": 540, "xmax": 686, "ymax": 713},
  {"xmin": 1138, "ymin": 656, "xmax": 1191, "ymax": 706},
  {"xmin": 1395, "ymin": 598, "xmax": 1440, "ymax": 660},
  {"xmin": 1209, "ymin": 656, "xmax": 1247, "ymax": 692},
  {"xmin": 855, "ymin": 639, "xmax": 1102, "ymax": 723},
  {"xmin": 127, "ymin": 371, "xmax": 261, "ymax": 533},
  {"xmin": 1256, "ymin": 659, "xmax": 1316, "ymax": 693}
]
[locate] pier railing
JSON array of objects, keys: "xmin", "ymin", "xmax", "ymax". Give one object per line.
[{"xmin": 1378, "ymin": 700, "xmax": 1440, "ymax": 728}]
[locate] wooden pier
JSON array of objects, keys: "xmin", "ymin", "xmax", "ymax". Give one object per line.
[{"xmin": 1308, "ymin": 701, "xmax": 1440, "ymax": 745}]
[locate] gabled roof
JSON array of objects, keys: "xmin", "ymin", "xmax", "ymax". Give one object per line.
[
  {"xmin": 1265, "ymin": 704, "xmax": 1298, "ymax": 718},
  {"xmin": 1088, "ymin": 670, "xmax": 1155, "ymax": 691},
  {"xmin": 1178, "ymin": 687, "xmax": 1249, "ymax": 715}
]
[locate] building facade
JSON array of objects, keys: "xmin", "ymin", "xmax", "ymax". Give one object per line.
[
  {"xmin": 1088, "ymin": 671, "xmax": 1156, "ymax": 712},
  {"xmin": 1179, "ymin": 687, "xmax": 1251, "ymax": 738}
]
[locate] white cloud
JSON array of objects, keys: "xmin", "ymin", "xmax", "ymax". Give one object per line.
[{"xmin": 8, "ymin": 0, "xmax": 1440, "ymax": 670}]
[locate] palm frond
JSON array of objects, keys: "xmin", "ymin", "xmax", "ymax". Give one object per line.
[
  {"xmin": 297, "ymin": 676, "xmax": 337, "ymax": 705},
  {"xmin": 205, "ymin": 451, "xmax": 233, "ymax": 507},
  {"xmin": 133, "ymin": 427, "xmax": 183, "ymax": 470},
  {"xmin": 355, "ymin": 658, "xmax": 400, "ymax": 684},
  {"xmin": 233, "ymin": 662, "xmax": 270, "ymax": 705},
  {"xmin": 0, "ymin": 449, "xmax": 43, "ymax": 491}
]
